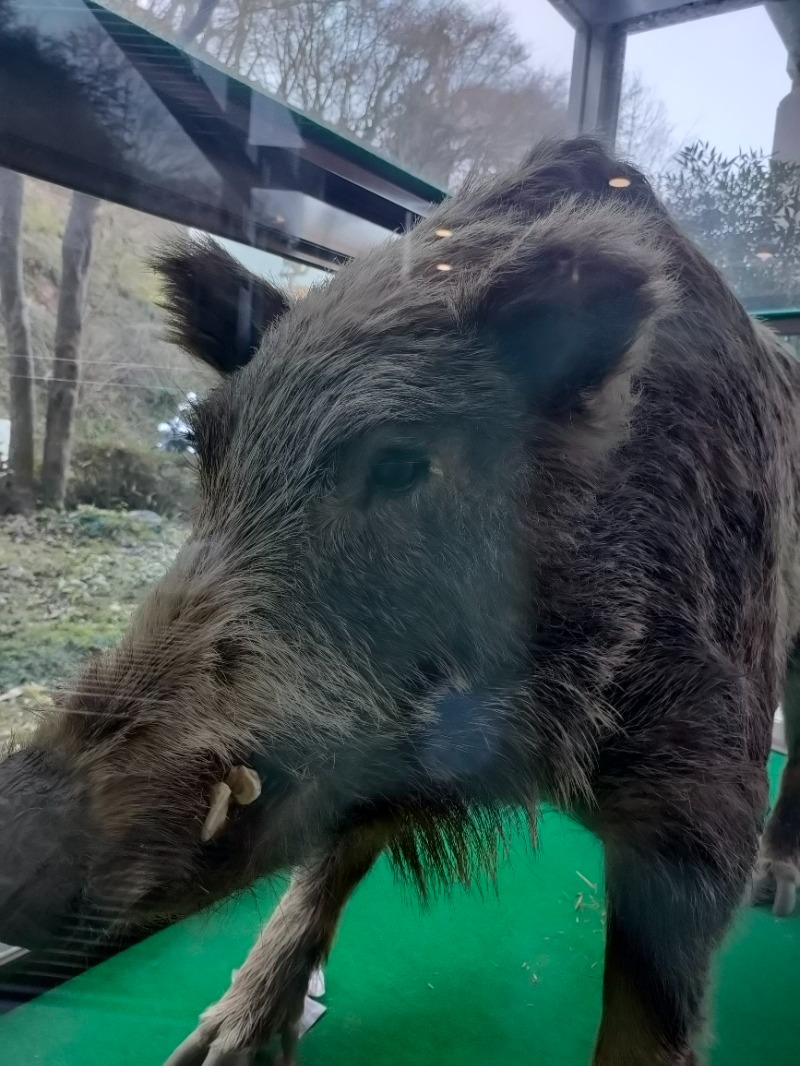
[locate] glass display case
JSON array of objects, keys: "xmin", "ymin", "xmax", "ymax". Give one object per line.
[{"xmin": 2, "ymin": 3, "xmax": 800, "ymax": 1065}]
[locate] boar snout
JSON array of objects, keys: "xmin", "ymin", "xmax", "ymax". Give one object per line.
[{"xmin": 0, "ymin": 748, "xmax": 86, "ymax": 949}]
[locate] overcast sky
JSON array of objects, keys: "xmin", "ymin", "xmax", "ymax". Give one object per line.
[{"xmin": 504, "ymin": 0, "xmax": 791, "ymax": 158}]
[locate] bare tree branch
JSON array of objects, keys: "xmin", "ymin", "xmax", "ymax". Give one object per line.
[{"xmin": 111, "ymin": 0, "xmax": 675, "ymax": 191}]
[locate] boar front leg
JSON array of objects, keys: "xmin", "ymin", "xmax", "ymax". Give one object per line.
[
  {"xmin": 752, "ymin": 644, "xmax": 800, "ymax": 916},
  {"xmin": 594, "ymin": 803, "xmax": 758, "ymax": 1066},
  {"xmin": 165, "ymin": 823, "xmax": 388, "ymax": 1066}
]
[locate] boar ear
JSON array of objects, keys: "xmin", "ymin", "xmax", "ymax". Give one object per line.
[
  {"xmin": 152, "ymin": 237, "xmax": 290, "ymax": 376},
  {"xmin": 477, "ymin": 211, "xmax": 672, "ymax": 414}
]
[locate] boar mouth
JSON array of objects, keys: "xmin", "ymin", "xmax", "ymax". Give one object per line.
[
  {"xmin": 0, "ymin": 747, "xmax": 89, "ymax": 951},
  {"xmin": 1, "ymin": 867, "xmax": 86, "ymax": 951}
]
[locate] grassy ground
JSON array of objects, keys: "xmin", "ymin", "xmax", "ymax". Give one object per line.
[{"xmin": 0, "ymin": 508, "xmax": 186, "ymax": 741}]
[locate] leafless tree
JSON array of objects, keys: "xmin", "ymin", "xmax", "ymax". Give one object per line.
[
  {"xmin": 616, "ymin": 71, "xmax": 678, "ymax": 176},
  {"xmin": 41, "ymin": 192, "xmax": 101, "ymax": 508},
  {"xmin": 0, "ymin": 168, "xmax": 36, "ymax": 512},
  {"xmin": 113, "ymin": 0, "xmax": 676, "ymax": 191},
  {"xmin": 34, "ymin": 7, "xmax": 220, "ymax": 509},
  {"xmin": 177, "ymin": 0, "xmax": 219, "ymax": 44}
]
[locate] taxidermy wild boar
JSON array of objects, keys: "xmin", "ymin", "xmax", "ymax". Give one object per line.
[{"xmin": 2, "ymin": 137, "xmax": 800, "ymax": 1066}]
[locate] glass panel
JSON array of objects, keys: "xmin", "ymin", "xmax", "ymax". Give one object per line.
[
  {"xmin": 775, "ymin": 325, "xmax": 800, "ymax": 360},
  {"xmin": 0, "ymin": 164, "xmax": 327, "ymax": 994},
  {"xmin": 624, "ymin": 5, "xmax": 800, "ymax": 313},
  {"xmin": 0, "ymin": 171, "xmax": 325, "ymax": 751},
  {"xmin": 0, "ymin": 0, "xmax": 443, "ymax": 272},
  {"xmin": 201, "ymin": 234, "xmax": 329, "ymax": 294},
  {"xmin": 3, "ymin": 0, "xmax": 798, "ymax": 1057},
  {"xmin": 103, "ymin": 0, "xmax": 576, "ymax": 189}
]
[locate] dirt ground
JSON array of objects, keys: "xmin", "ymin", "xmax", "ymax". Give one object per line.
[{"xmin": 0, "ymin": 508, "xmax": 187, "ymax": 742}]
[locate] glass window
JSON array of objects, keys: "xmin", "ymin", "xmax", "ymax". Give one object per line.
[
  {"xmin": 0, "ymin": 171, "xmax": 328, "ymax": 747},
  {"xmin": 0, "ymin": 160, "xmax": 328, "ymax": 987},
  {"xmin": 624, "ymin": 6, "xmax": 800, "ymax": 313},
  {"xmin": 104, "ymin": 0, "xmax": 576, "ymax": 190},
  {"xmin": 774, "ymin": 321, "xmax": 800, "ymax": 360},
  {"xmin": 0, "ymin": 0, "xmax": 440, "ymax": 270},
  {"xmin": 3, "ymin": 1, "xmax": 800, "ymax": 1063}
]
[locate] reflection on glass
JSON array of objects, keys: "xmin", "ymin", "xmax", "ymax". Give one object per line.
[
  {"xmin": 0, "ymin": 0, "xmax": 440, "ymax": 271},
  {"xmin": 624, "ymin": 6, "xmax": 800, "ymax": 312},
  {"xmin": 207, "ymin": 234, "xmax": 329, "ymax": 295},
  {"xmin": 0, "ymin": 169, "xmax": 317, "ymax": 750},
  {"xmin": 105, "ymin": 0, "xmax": 575, "ymax": 190},
  {"xmin": 3, "ymin": 0, "xmax": 800, "ymax": 1029}
]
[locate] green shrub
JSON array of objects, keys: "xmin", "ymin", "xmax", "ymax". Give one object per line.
[{"xmin": 67, "ymin": 436, "xmax": 196, "ymax": 517}]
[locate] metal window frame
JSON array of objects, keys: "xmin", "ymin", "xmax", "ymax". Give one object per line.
[
  {"xmin": 553, "ymin": 0, "xmax": 799, "ymax": 146},
  {"xmin": 3, "ymin": 0, "xmax": 797, "ymax": 274},
  {"xmin": 756, "ymin": 309, "xmax": 800, "ymax": 335}
]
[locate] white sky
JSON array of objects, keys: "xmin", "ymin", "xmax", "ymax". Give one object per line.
[{"xmin": 502, "ymin": 0, "xmax": 792, "ymax": 157}]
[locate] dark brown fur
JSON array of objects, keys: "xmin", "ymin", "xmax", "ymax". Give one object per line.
[{"xmin": 2, "ymin": 137, "xmax": 800, "ymax": 1065}]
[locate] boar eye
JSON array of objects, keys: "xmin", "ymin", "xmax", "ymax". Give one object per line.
[{"xmin": 368, "ymin": 449, "xmax": 430, "ymax": 496}]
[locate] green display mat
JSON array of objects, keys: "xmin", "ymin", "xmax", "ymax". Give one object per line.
[{"xmin": 1, "ymin": 754, "xmax": 797, "ymax": 1065}]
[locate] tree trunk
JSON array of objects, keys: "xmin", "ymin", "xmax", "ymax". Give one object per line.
[
  {"xmin": 40, "ymin": 0, "xmax": 211, "ymax": 513},
  {"xmin": 0, "ymin": 168, "xmax": 36, "ymax": 512},
  {"xmin": 41, "ymin": 192, "xmax": 99, "ymax": 509},
  {"xmin": 178, "ymin": 0, "xmax": 218, "ymax": 44}
]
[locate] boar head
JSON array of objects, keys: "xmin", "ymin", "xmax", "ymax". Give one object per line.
[{"xmin": 0, "ymin": 138, "xmax": 673, "ymax": 951}]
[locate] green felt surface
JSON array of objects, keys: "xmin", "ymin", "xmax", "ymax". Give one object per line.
[{"xmin": 1, "ymin": 754, "xmax": 797, "ymax": 1065}]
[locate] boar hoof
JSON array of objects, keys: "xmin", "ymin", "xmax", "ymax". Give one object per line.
[
  {"xmin": 749, "ymin": 856, "xmax": 799, "ymax": 917},
  {"xmin": 164, "ymin": 1028, "xmax": 256, "ymax": 1066},
  {"xmin": 164, "ymin": 1018, "xmax": 298, "ymax": 1066}
]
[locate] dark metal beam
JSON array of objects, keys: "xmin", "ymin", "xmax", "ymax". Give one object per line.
[
  {"xmin": 567, "ymin": 20, "xmax": 627, "ymax": 143},
  {"xmin": 754, "ymin": 309, "xmax": 800, "ymax": 334},
  {"xmin": 551, "ymin": 0, "xmax": 762, "ymax": 33}
]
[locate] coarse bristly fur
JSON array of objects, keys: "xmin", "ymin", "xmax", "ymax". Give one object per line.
[{"xmin": 2, "ymin": 136, "xmax": 800, "ymax": 1065}]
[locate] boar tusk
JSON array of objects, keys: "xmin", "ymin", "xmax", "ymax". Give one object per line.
[
  {"xmin": 200, "ymin": 767, "xmax": 262, "ymax": 843},
  {"xmin": 201, "ymin": 781, "xmax": 232, "ymax": 842},
  {"xmin": 225, "ymin": 765, "xmax": 262, "ymax": 806}
]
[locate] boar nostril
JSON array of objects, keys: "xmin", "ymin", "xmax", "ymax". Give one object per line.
[{"xmin": 420, "ymin": 688, "xmax": 499, "ymax": 780}]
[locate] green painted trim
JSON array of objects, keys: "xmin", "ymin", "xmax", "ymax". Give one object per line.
[{"xmin": 752, "ymin": 309, "xmax": 800, "ymax": 322}]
